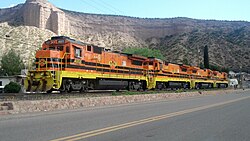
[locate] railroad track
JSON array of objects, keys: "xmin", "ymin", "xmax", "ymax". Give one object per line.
[
  {"xmin": 0, "ymin": 88, "xmax": 228, "ymax": 101},
  {"xmin": 0, "ymin": 91, "xmax": 114, "ymax": 101}
]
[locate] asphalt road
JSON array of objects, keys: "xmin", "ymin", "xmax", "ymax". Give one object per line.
[{"xmin": 0, "ymin": 90, "xmax": 250, "ymax": 141}]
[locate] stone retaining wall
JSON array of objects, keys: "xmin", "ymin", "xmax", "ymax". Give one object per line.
[{"xmin": 0, "ymin": 89, "xmax": 248, "ymax": 115}]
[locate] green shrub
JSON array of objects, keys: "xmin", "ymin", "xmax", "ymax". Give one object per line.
[
  {"xmin": 4, "ymin": 82, "xmax": 21, "ymax": 93},
  {"xmin": 0, "ymin": 49, "xmax": 25, "ymax": 76},
  {"xmin": 123, "ymin": 47, "xmax": 165, "ymax": 60}
]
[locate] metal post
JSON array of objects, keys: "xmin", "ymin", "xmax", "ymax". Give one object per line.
[{"xmin": 240, "ymin": 66, "xmax": 243, "ymax": 89}]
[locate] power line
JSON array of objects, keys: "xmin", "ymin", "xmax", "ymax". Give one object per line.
[
  {"xmin": 80, "ymin": 0, "xmax": 125, "ymax": 16},
  {"xmin": 98, "ymin": 0, "xmax": 126, "ymax": 15},
  {"xmin": 78, "ymin": 0, "xmax": 128, "ymax": 33},
  {"xmin": 79, "ymin": 0, "xmax": 108, "ymax": 14},
  {"xmin": 90, "ymin": 0, "xmax": 118, "ymax": 15}
]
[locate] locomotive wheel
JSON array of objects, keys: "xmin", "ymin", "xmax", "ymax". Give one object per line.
[
  {"xmin": 184, "ymin": 83, "xmax": 190, "ymax": 89},
  {"xmin": 127, "ymin": 82, "xmax": 134, "ymax": 91},
  {"xmin": 137, "ymin": 86, "xmax": 142, "ymax": 91},
  {"xmin": 137, "ymin": 82, "xmax": 143, "ymax": 91},
  {"xmin": 65, "ymin": 84, "xmax": 72, "ymax": 93},
  {"xmin": 207, "ymin": 84, "xmax": 212, "ymax": 89},
  {"xmin": 195, "ymin": 83, "xmax": 200, "ymax": 89},
  {"xmin": 61, "ymin": 80, "xmax": 72, "ymax": 93},
  {"xmin": 156, "ymin": 82, "xmax": 164, "ymax": 90},
  {"xmin": 216, "ymin": 84, "xmax": 220, "ymax": 88},
  {"xmin": 80, "ymin": 87, "xmax": 88, "ymax": 93}
]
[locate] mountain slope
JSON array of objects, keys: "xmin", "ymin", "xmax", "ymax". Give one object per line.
[
  {"xmin": 147, "ymin": 27, "xmax": 250, "ymax": 71},
  {"xmin": 0, "ymin": 23, "xmax": 55, "ymax": 65}
]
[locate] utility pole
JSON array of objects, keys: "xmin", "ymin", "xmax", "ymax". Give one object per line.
[
  {"xmin": 197, "ymin": 48, "xmax": 200, "ymax": 67},
  {"xmin": 240, "ymin": 66, "xmax": 243, "ymax": 89}
]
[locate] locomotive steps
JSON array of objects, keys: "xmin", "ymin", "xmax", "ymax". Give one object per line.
[{"xmin": 0, "ymin": 89, "xmax": 248, "ymax": 115}]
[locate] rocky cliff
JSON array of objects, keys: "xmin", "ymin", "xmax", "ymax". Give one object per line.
[
  {"xmin": 23, "ymin": 0, "xmax": 69, "ymax": 35},
  {"xmin": 0, "ymin": 0, "xmax": 249, "ymax": 72},
  {"xmin": 0, "ymin": 0, "xmax": 69, "ymax": 35}
]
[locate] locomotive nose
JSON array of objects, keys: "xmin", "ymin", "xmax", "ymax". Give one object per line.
[{"xmin": 24, "ymin": 71, "xmax": 54, "ymax": 92}]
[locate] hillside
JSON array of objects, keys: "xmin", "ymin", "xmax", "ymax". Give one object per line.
[
  {"xmin": 0, "ymin": 0, "xmax": 249, "ymax": 72},
  {"xmin": 0, "ymin": 22, "xmax": 55, "ymax": 65},
  {"xmin": 147, "ymin": 27, "xmax": 250, "ymax": 72}
]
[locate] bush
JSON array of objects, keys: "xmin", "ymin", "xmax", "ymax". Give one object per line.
[
  {"xmin": 4, "ymin": 82, "xmax": 21, "ymax": 93},
  {"xmin": 0, "ymin": 49, "xmax": 25, "ymax": 76},
  {"xmin": 123, "ymin": 47, "xmax": 165, "ymax": 60}
]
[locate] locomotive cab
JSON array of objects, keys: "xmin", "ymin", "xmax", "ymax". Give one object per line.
[
  {"xmin": 142, "ymin": 58, "xmax": 164, "ymax": 89},
  {"xmin": 25, "ymin": 36, "xmax": 71, "ymax": 92},
  {"xmin": 143, "ymin": 58, "xmax": 163, "ymax": 71}
]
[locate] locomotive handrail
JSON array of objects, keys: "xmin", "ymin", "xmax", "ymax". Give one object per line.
[
  {"xmin": 61, "ymin": 53, "xmax": 70, "ymax": 70},
  {"xmin": 46, "ymin": 58, "xmax": 48, "ymax": 70},
  {"xmin": 38, "ymin": 58, "xmax": 40, "ymax": 71}
]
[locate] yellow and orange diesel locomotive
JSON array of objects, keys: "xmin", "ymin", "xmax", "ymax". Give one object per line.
[{"xmin": 24, "ymin": 36, "xmax": 228, "ymax": 93}]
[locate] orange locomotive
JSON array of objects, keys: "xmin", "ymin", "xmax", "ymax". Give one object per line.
[
  {"xmin": 141, "ymin": 58, "xmax": 228, "ymax": 90},
  {"xmin": 24, "ymin": 36, "xmax": 228, "ymax": 93}
]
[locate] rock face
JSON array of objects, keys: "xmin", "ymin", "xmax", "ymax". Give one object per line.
[{"xmin": 23, "ymin": 0, "xmax": 69, "ymax": 35}]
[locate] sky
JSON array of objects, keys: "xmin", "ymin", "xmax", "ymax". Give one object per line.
[{"xmin": 0, "ymin": 0, "xmax": 249, "ymax": 21}]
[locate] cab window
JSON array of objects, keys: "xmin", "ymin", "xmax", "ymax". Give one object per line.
[
  {"xmin": 87, "ymin": 45, "xmax": 92, "ymax": 52},
  {"xmin": 49, "ymin": 47, "xmax": 55, "ymax": 50},
  {"xmin": 74, "ymin": 46, "xmax": 82, "ymax": 58},
  {"xmin": 57, "ymin": 46, "xmax": 64, "ymax": 51},
  {"xmin": 66, "ymin": 46, "xmax": 70, "ymax": 53},
  {"xmin": 159, "ymin": 63, "xmax": 163, "ymax": 69},
  {"xmin": 132, "ymin": 60, "xmax": 142, "ymax": 66}
]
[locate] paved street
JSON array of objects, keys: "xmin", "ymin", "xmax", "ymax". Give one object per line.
[{"xmin": 0, "ymin": 90, "xmax": 250, "ymax": 141}]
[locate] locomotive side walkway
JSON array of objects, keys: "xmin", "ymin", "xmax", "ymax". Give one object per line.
[{"xmin": 0, "ymin": 89, "xmax": 249, "ymax": 115}]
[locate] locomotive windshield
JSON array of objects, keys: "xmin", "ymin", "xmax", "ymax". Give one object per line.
[{"xmin": 43, "ymin": 46, "xmax": 64, "ymax": 51}]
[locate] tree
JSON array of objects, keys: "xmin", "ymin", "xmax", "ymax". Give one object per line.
[
  {"xmin": 204, "ymin": 45, "xmax": 209, "ymax": 69},
  {"xmin": 123, "ymin": 47, "xmax": 165, "ymax": 60},
  {"xmin": 199, "ymin": 62, "xmax": 204, "ymax": 69},
  {"xmin": 210, "ymin": 64, "xmax": 220, "ymax": 71},
  {"xmin": 183, "ymin": 58, "xmax": 189, "ymax": 65},
  {"xmin": 0, "ymin": 49, "xmax": 24, "ymax": 76},
  {"xmin": 210, "ymin": 64, "xmax": 229, "ymax": 73}
]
